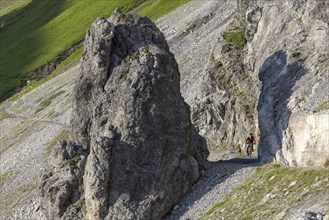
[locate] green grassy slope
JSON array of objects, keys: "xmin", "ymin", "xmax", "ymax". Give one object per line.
[
  {"xmin": 136, "ymin": 0, "xmax": 190, "ymax": 21},
  {"xmin": 201, "ymin": 163, "xmax": 329, "ymax": 220},
  {"xmin": 0, "ymin": 0, "xmax": 146, "ymax": 98},
  {"xmin": 0, "ymin": 0, "xmax": 190, "ymax": 100},
  {"xmin": 0, "ymin": 0, "xmax": 31, "ymax": 16}
]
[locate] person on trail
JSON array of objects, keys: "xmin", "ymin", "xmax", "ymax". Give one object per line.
[{"xmin": 245, "ymin": 133, "xmax": 256, "ymax": 152}]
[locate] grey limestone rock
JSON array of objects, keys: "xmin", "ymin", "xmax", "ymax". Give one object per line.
[
  {"xmin": 191, "ymin": 27, "xmax": 258, "ymax": 157},
  {"xmin": 41, "ymin": 10, "xmax": 207, "ymax": 220},
  {"xmin": 249, "ymin": 0, "xmax": 329, "ymax": 164},
  {"xmin": 40, "ymin": 140, "xmax": 88, "ymax": 220},
  {"xmin": 192, "ymin": 0, "xmax": 329, "ymax": 167}
]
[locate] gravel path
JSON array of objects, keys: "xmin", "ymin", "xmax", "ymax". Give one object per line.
[{"xmin": 165, "ymin": 157, "xmax": 259, "ymax": 220}]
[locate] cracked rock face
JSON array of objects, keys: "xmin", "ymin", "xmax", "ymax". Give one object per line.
[
  {"xmin": 41, "ymin": 10, "xmax": 207, "ymax": 220},
  {"xmin": 251, "ymin": 0, "xmax": 329, "ymax": 165}
]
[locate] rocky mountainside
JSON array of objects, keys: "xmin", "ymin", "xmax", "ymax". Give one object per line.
[
  {"xmin": 188, "ymin": 0, "xmax": 329, "ymax": 166},
  {"xmin": 0, "ymin": 0, "xmax": 328, "ymax": 219},
  {"xmin": 242, "ymin": 0, "xmax": 328, "ymax": 166}
]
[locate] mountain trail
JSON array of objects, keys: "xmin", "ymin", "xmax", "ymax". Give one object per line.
[
  {"xmin": 1, "ymin": 102, "xmax": 69, "ymax": 128},
  {"xmin": 165, "ymin": 155, "xmax": 259, "ymax": 220}
]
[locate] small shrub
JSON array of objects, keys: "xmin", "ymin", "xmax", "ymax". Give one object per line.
[
  {"xmin": 182, "ymin": 23, "xmax": 197, "ymax": 36},
  {"xmin": 120, "ymin": 73, "xmax": 128, "ymax": 82},
  {"xmin": 68, "ymin": 156, "xmax": 81, "ymax": 168},
  {"xmin": 300, "ymin": 34, "xmax": 308, "ymax": 43},
  {"xmin": 143, "ymin": 45, "xmax": 150, "ymax": 53},
  {"xmin": 210, "ymin": 53, "xmax": 222, "ymax": 70},
  {"xmin": 292, "ymin": 51, "xmax": 301, "ymax": 58},
  {"xmin": 45, "ymin": 130, "xmax": 69, "ymax": 156},
  {"xmin": 130, "ymin": 53, "xmax": 139, "ymax": 61}
]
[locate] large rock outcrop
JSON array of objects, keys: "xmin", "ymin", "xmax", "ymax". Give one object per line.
[
  {"xmin": 248, "ymin": 0, "xmax": 329, "ymax": 165},
  {"xmin": 191, "ymin": 0, "xmax": 329, "ymax": 166},
  {"xmin": 40, "ymin": 10, "xmax": 207, "ymax": 220}
]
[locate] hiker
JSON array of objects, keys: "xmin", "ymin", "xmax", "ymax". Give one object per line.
[{"xmin": 245, "ymin": 133, "xmax": 256, "ymax": 152}]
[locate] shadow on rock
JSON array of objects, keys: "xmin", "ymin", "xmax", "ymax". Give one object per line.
[{"xmin": 257, "ymin": 50, "xmax": 306, "ymax": 163}]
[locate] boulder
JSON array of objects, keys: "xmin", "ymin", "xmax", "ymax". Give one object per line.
[{"xmin": 41, "ymin": 10, "xmax": 207, "ymax": 220}]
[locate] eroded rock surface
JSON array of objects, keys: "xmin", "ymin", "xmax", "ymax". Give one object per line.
[
  {"xmin": 250, "ymin": 0, "xmax": 329, "ymax": 164},
  {"xmin": 190, "ymin": 0, "xmax": 329, "ymax": 166},
  {"xmin": 41, "ymin": 10, "xmax": 207, "ymax": 220}
]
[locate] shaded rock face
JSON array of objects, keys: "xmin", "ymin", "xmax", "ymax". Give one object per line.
[
  {"xmin": 192, "ymin": 0, "xmax": 329, "ymax": 166},
  {"xmin": 41, "ymin": 11, "xmax": 207, "ymax": 220},
  {"xmin": 257, "ymin": 51, "xmax": 307, "ymax": 162},
  {"xmin": 250, "ymin": 0, "xmax": 329, "ymax": 165}
]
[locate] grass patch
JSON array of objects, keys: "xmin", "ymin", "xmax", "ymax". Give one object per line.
[
  {"xmin": 0, "ymin": 0, "xmax": 146, "ymax": 99},
  {"xmin": 201, "ymin": 163, "xmax": 329, "ymax": 220},
  {"xmin": 222, "ymin": 28, "xmax": 246, "ymax": 53},
  {"xmin": 45, "ymin": 130, "xmax": 69, "ymax": 157},
  {"xmin": 1, "ymin": 0, "xmax": 190, "ymax": 100},
  {"xmin": 178, "ymin": 13, "xmax": 213, "ymax": 39},
  {"xmin": 0, "ymin": 0, "xmax": 31, "ymax": 16},
  {"xmin": 314, "ymin": 101, "xmax": 329, "ymax": 113},
  {"xmin": 136, "ymin": 0, "xmax": 190, "ymax": 21},
  {"xmin": 66, "ymin": 197, "xmax": 86, "ymax": 217},
  {"xmin": 8, "ymin": 47, "xmax": 82, "ymax": 102},
  {"xmin": 0, "ymin": 183, "xmax": 37, "ymax": 218},
  {"xmin": 68, "ymin": 156, "xmax": 81, "ymax": 168},
  {"xmin": 210, "ymin": 53, "xmax": 222, "ymax": 71},
  {"xmin": 34, "ymin": 90, "xmax": 65, "ymax": 114},
  {"xmin": 57, "ymin": 46, "xmax": 83, "ymax": 68},
  {"xmin": 300, "ymin": 33, "xmax": 308, "ymax": 43}
]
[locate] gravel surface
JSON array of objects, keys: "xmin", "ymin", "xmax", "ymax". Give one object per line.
[
  {"xmin": 157, "ymin": 0, "xmax": 237, "ymax": 104},
  {"xmin": 0, "ymin": 1, "xmax": 243, "ymax": 219},
  {"xmin": 0, "ymin": 66, "xmax": 78, "ymax": 219},
  {"xmin": 165, "ymin": 155, "xmax": 259, "ymax": 220}
]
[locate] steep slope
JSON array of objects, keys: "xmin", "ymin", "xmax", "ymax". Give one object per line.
[
  {"xmin": 0, "ymin": 0, "xmax": 189, "ymax": 100},
  {"xmin": 1, "ymin": 0, "xmax": 328, "ymax": 219},
  {"xmin": 1, "ymin": 3, "xmax": 205, "ymax": 219},
  {"xmin": 244, "ymin": 0, "xmax": 329, "ymax": 165},
  {"xmin": 202, "ymin": 163, "xmax": 329, "ymax": 219},
  {"xmin": 186, "ymin": 0, "xmax": 329, "ymax": 166}
]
